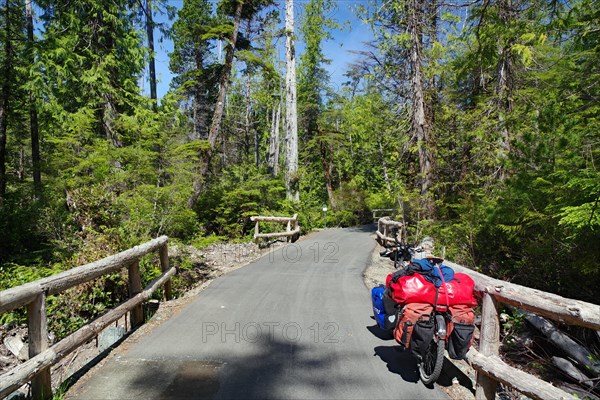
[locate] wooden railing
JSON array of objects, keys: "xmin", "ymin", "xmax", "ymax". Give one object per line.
[
  {"xmin": 374, "ymin": 222, "xmax": 599, "ymax": 400},
  {"xmin": 251, "ymin": 214, "xmax": 300, "ymax": 243},
  {"xmin": 372, "ymin": 208, "xmax": 395, "ymax": 222},
  {"xmin": 448, "ymin": 260, "xmax": 598, "ymax": 400},
  {"xmin": 0, "ymin": 236, "xmax": 174, "ymax": 400},
  {"xmin": 376, "ymin": 216, "xmax": 403, "ymax": 246}
]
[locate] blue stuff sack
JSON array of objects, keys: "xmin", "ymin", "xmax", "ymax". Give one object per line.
[
  {"xmin": 371, "ymin": 285, "xmax": 387, "ymax": 329},
  {"xmin": 371, "ymin": 285, "xmax": 397, "ymax": 331},
  {"xmin": 411, "ymin": 258, "xmax": 455, "ymax": 288}
]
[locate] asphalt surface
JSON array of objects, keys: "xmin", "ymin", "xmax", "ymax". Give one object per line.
[{"xmin": 69, "ymin": 226, "xmax": 447, "ymax": 399}]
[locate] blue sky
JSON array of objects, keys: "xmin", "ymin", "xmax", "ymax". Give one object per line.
[{"xmin": 145, "ymin": 0, "xmax": 374, "ymax": 98}]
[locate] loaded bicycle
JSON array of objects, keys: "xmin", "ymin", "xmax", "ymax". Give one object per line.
[{"xmin": 373, "ymin": 231, "xmax": 476, "ymax": 385}]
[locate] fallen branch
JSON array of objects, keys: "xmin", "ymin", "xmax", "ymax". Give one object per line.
[
  {"xmin": 558, "ymin": 384, "xmax": 600, "ymax": 400},
  {"xmin": 522, "ymin": 311, "xmax": 600, "ymax": 377},
  {"xmin": 552, "ymin": 357, "xmax": 596, "ymax": 389}
]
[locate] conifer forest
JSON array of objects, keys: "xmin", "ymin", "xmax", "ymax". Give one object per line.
[{"xmin": 0, "ymin": 0, "xmax": 598, "ymax": 312}]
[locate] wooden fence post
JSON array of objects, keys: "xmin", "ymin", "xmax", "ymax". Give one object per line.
[
  {"xmin": 292, "ymin": 214, "xmax": 299, "ymax": 242},
  {"xmin": 159, "ymin": 244, "xmax": 172, "ymax": 300},
  {"xmin": 383, "ymin": 222, "xmax": 388, "ymax": 246},
  {"xmin": 254, "ymin": 221, "xmax": 259, "ymax": 242},
  {"xmin": 476, "ymin": 292, "xmax": 501, "ymax": 400},
  {"xmin": 27, "ymin": 293, "xmax": 51, "ymax": 400},
  {"xmin": 128, "ymin": 259, "xmax": 143, "ymax": 328}
]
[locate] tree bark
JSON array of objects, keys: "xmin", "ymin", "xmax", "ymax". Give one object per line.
[
  {"xmin": 495, "ymin": 0, "xmax": 515, "ymax": 180},
  {"xmin": 285, "ymin": 0, "xmax": 299, "ymax": 201},
  {"xmin": 408, "ymin": 0, "xmax": 435, "ymax": 218},
  {"xmin": 319, "ymin": 137, "xmax": 335, "ymax": 207},
  {"xmin": 26, "ymin": 0, "xmax": 42, "ymax": 198},
  {"xmin": 146, "ymin": 0, "xmax": 157, "ymax": 112},
  {"xmin": 208, "ymin": 0, "xmax": 242, "ymax": 149},
  {"xmin": 0, "ymin": 0, "xmax": 13, "ymax": 206},
  {"xmin": 193, "ymin": 50, "xmax": 208, "ymax": 140},
  {"xmin": 267, "ymin": 96, "xmax": 281, "ymax": 176},
  {"xmin": 551, "ymin": 357, "xmax": 596, "ymax": 389},
  {"xmin": 188, "ymin": 0, "xmax": 243, "ymax": 208},
  {"xmin": 101, "ymin": 95, "xmax": 121, "ymax": 148},
  {"xmin": 378, "ymin": 140, "xmax": 391, "ymax": 192},
  {"xmin": 523, "ymin": 311, "xmax": 600, "ymax": 377}
]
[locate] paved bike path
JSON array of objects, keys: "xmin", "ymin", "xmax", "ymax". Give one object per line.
[{"xmin": 68, "ymin": 227, "xmax": 446, "ymax": 399}]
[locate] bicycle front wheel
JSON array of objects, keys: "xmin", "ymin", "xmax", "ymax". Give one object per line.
[{"xmin": 419, "ymin": 338, "xmax": 444, "ymax": 385}]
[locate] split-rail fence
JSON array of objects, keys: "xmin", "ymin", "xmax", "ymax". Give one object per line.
[
  {"xmin": 251, "ymin": 214, "xmax": 300, "ymax": 242},
  {"xmin": 0, "ymin": 236, "xmax": 173, "ymax": 400}
]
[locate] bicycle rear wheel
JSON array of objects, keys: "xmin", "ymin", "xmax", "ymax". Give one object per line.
[{"xmin": 419, "ymin": 338, "xmax": 444, "ymax": 385}]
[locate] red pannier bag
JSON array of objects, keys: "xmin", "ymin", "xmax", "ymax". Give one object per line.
[
  {"xmin": 394, "ymin": 303, "xmax": 433, "ymax": 348},
  {"xmin": 386, "ymin": 272, "xmax": 477, "ymax": 306},
  {"xmin": 447, "ymin": 304, "xmax": 476, "ymax": 360}
]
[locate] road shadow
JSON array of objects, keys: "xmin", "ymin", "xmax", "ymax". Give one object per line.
[
  {"xmin": 373, "ymin": 345, "xmax": 420, "ymax": 383},
  {"xmin": 62, "ymin": 318, "xmax": 154, "ymax": 394},
  {"xmin": 438, "ymin": 357, "xmax": 476, "ymax": 394},
  {"xmin": 346, "ymin": 224, "xmax": 377, "ymax": 233},
  {"xmin": 115, "ymin": 336, "xmax": 373, "ymax": 400},
  {"xmin": 367, "ymin": 324, "xmax": 394, "ymax": 341}
]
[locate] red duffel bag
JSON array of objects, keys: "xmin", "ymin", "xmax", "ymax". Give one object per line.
[
  {"xmin": 440, "ymin": 273, "xmax": 477, "ymax": 306},
  {"xmin": 386, "ymin": 272, "xmax": 477, "ymax": 306}
]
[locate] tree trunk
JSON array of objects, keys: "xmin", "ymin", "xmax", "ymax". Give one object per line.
[
  {"xmin": 319, "ymin": 138, "xmax": 335, "ymax": 208},
  {"xmin": 193, "ymin": 49, "xmax": 208, "ymax": 140},
  {"xmin": 408, "ymin": 0, "xmax": 435, "ymax": 218},
  {"xmin": 26, "ymin": 0, "xmax": 41, "ymax": 198},
  {"xmin": 274, "ymin": 97, "xmax": 281, "ymax": 175},
  {"xmin": 188, "ymin": 0, "xmax": 243, "ymax": 208},
  {"xmin": 267, "ymin": 96, "xmax": 281, "ymax": 176},
  {"xmin": 0, "ymin": 0, "xmax": 13, "ymax": 206},
  {"xmin": 495, "ymin": 0, "xmax": 515, "ymax": 180},
  {"xmin": 101, "ymin": 95, "xmax": 121, "ymax": 148},
  {"xmin": 244, "ymin": 65, "xmax": 257, "ymax": 166},
  {"xmin": 551, "ymin": 357, "xmax": 596, "ymax": 389},
  {"xmin": 378, "ymin": 140, "xmax": 391, "ymax": 192},
  {"xmin": 208, "ymin": 0, "xmax": 242, "ymax": 149},
  {"xmin": 523, "ymin": 311, "xmax": 600, "ymax": 377},
  {"xmin": 146, "ymin": 0, "xmax": 157, "ymax": 112},
  {"xmin": 285, "ymin": 0, "xmax": 299, "ymax": 201}
]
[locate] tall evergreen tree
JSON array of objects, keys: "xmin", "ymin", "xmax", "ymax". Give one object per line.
[
  {"xmin": 25, "ymin": 0, "xmax": 41, "ymax": 197},
  {"xmin": 187, "ymin": 0, "xmax": 274, "ymax": 207},
  {"xmin": 297, "ymin": 0, "xmax": 337, "ymax": 204},
  {"xmin": 170, "ymin": 0, "xmax": 216, "ymax": 140},
  {"xmin": 0, "ymin": 0, "xmax": 14, "ymax": 205}
]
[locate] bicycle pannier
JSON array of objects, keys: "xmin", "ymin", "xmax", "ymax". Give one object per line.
[
  {"xmin": 447, "ymin": 304, "xmax": 475, "ymax": 359},
  {"xmin": 410, "ymin": 317, "xmax": 435, "ymax": 360},
  {"xmin": 448, "ymin": 323, "xmax": 474, "ymax": 359},
  {"xmin": 371, "ymin": 285, "xmax": 397, "ymax": 331},
  {"xmin": 394, "ymin": 303, "xmax": 433, "ymax": 348}
]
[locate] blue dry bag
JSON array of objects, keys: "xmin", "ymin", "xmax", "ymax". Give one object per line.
[
  {"xmin": 371, "ymin": 285, "xmax": 387, "ymax": 329},
  {"xmin": 371, "ymin": 285, "xmax": 397, "ymax": 331}
]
